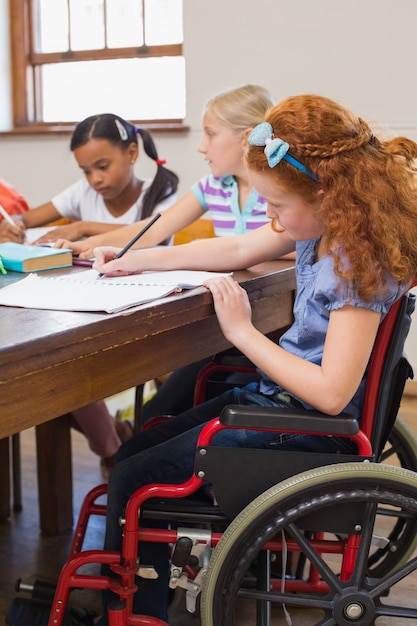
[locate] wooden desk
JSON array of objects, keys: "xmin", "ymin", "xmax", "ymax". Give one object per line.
[{"xmin": 0, "ymin": 261, "xmax": 295, "ymax": 534}]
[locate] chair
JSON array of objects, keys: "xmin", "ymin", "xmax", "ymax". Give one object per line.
[
  {"xmin": 173, "ymin": 217, "xmax": 215, "ymax": 245},
  {"xmin": 15, "ymin": 282, "xmax": 417, "ymax": 625}
]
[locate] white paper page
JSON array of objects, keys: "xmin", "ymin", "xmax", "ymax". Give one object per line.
[
  {"xmin": 0, "ymin": 270, "xmax": 231, "ymax": 313},
  {"xmin": 0, "ymin": 273, "xmax": 177, "ymax": 313},
  {"xmin": 77, "ymin": 269, "xmax": 231, "ymax": 287}
]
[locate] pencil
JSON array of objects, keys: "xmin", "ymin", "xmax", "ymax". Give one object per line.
[
  {"xmin": 0, "ymin": 203, "xmax": 20, "ymax": 229},
  {"xmin": 97, "ymin": 212, "xmax": 162, "ymax": 278}
]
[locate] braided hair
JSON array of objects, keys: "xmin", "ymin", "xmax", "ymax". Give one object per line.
[{"xmin": 246, "ymin": 94, "xmax": 417, "ymax": 299}]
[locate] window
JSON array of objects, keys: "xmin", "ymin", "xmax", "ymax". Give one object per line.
[{"xmin": 9, "ymin": 0, "xmax": 185, "ymax": 131}]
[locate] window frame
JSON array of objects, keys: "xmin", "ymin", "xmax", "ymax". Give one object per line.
[{"xmin": 8, "ymin": 0, "xmax": 186, "ymax": 134}]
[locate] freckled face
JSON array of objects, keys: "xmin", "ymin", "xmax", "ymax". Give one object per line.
[
  {"xmin": 248, "ymin": 170, "xmax": 324, "ymax": 241},
  {"xmin": 197, "ymin": 111, "xmax": 246, "ymax": 177},
  {"xmin": 73, "ymin": 138, "xmax": 136, "ymax": 200}
]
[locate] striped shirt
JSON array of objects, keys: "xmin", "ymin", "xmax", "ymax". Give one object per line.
[{"xmin": 192, "ymin": 174, "xmax": 269, "ymax": 236}]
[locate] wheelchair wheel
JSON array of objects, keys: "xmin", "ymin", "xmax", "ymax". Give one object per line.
[
  {"xmin": 367, "ymin": 417, "xmax": 417, "ymax": 576},
  {"xmin": 201, "ymin": 462, "xmax": 417, "ymax": 626},
  {"xmin": 382, "ymin": 417, "xmax": 417, "ymax": 470}
]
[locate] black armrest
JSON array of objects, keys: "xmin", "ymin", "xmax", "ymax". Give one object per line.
[
  {"xmin": 213, "ymin": 351, "xmax": 255, "ymax": 369},
  {"xmin": 219, "ymin": 405, "xmax": 360, "ymax": 436}
]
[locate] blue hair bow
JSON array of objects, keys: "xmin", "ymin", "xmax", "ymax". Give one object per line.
[{"xmin": 249, "ymin": 122, "xmax": 319, "ymax": 182}]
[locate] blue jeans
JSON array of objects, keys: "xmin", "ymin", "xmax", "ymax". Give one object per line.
[{"xmin": 98, "ymin": 383, "xmax": 357, "ymax": 624}]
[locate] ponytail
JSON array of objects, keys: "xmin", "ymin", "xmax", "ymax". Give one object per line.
[
  {"xmin": 70, "ymin": 113, "xmax": 179, "ymax": 220},
  {"xmin": 135, "ymin": 127, "xmax": 179, "ymax": 219}
]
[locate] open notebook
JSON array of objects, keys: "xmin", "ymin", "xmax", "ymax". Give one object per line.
[{"xmin": 0, "ymin": 269, "xmax": 231, "ymax": 313}]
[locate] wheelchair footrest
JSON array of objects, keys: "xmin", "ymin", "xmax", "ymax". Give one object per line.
[
  {"xmin": 6, "ymin": 598, "xmax": 74, "ymax": 626},
  {"xmin": 6, "ymin": 594, "xmax": 101, "ymax": 626}
]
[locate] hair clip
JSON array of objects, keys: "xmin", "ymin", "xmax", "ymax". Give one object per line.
[
  {"xmin": 155, "ymin": 158, "xmax": 166, "ymax": 165},
  {"xmin": 115, "ymin": 119, "xmax": 128, "ymax": 141},
  {"xmin": 249, "ymin": 122, "xmax": 319, "ymax": 182}
]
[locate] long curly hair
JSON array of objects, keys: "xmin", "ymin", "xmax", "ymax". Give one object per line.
[{"xmin": 246, "ymin": 94, "xmax": 417, "ymax": 300}]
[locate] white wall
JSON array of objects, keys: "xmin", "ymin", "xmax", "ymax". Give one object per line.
[
  {"xmin": 2, "ymin": 0, "xmax": 417, "ymax": 201},
  {"xmin": 0, "ymin": 0, "xmax": 417, "ymax": 371}
]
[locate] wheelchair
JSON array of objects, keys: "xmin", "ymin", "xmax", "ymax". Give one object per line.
[{"xmin": 11, "ymin": 281, "xmax": 417, "ymax": 626}]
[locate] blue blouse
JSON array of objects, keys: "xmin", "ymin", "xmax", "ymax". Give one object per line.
[{"xmin": 260, "ymin": 238, "xmax": 405, "ymax": 417}]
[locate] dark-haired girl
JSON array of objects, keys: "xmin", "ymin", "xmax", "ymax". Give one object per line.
[{"xmin": 16, "ymin": 113, "xmax": 178, "ymax": 244}]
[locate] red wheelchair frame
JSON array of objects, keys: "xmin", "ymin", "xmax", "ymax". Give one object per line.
[{"xmin": 46, "ymin": 282, "xmax": 415, "ymax": 626}]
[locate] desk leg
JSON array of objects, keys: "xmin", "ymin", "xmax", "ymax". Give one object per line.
[
  {"xmin": 36, "ymin": 415, "xmax": 73, "ymax": 536},
  {"xmin": 0, "ymin": 437, "xmax": 11, "ymax": 521}
]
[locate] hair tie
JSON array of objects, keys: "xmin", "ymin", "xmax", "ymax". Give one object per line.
[
  {"xmin": 249, "ymin": 122, "xmax": 319, "ymax": 182},
  {"xmin": 156, "ymin": 158, "xmax": 166, "ymax": 165}
]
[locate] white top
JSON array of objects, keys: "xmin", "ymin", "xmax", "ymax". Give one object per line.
[{"xmin": 51, "ymin": 178, "xmax": 176, "ymax": 223}]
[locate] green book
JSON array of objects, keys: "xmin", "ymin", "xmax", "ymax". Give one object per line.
[{"xmin": 0, "ymin": 242, "xmax": 73, "ymax": 273}]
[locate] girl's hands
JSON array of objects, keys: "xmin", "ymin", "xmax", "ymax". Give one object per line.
[
  {"xmin": 54, "ymin": 238, "xmax": 95, "ymax": 259},
  {"xmin": 92, "ymin": 246, "xmax": 134, "ymax": 276},
  {"xmin": 33, "ymin": 222, "xmax": 85, "ymax": 244},
  {"xmin": 204, "ymin": 275, "xmax": 253, "ymax": 346},
  {"xmin": 0, "ymin": 219, "xmax": 26, "ymax": 243}
]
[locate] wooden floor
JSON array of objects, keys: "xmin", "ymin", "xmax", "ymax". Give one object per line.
[{"xmin": 1, "ymin": 397, "xmax": 417, "ymax": 625}]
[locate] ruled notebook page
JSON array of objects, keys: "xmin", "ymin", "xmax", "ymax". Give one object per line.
[{"xmin": 0, "ymin": 270, "xmax": 231, "ymax": 313}]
